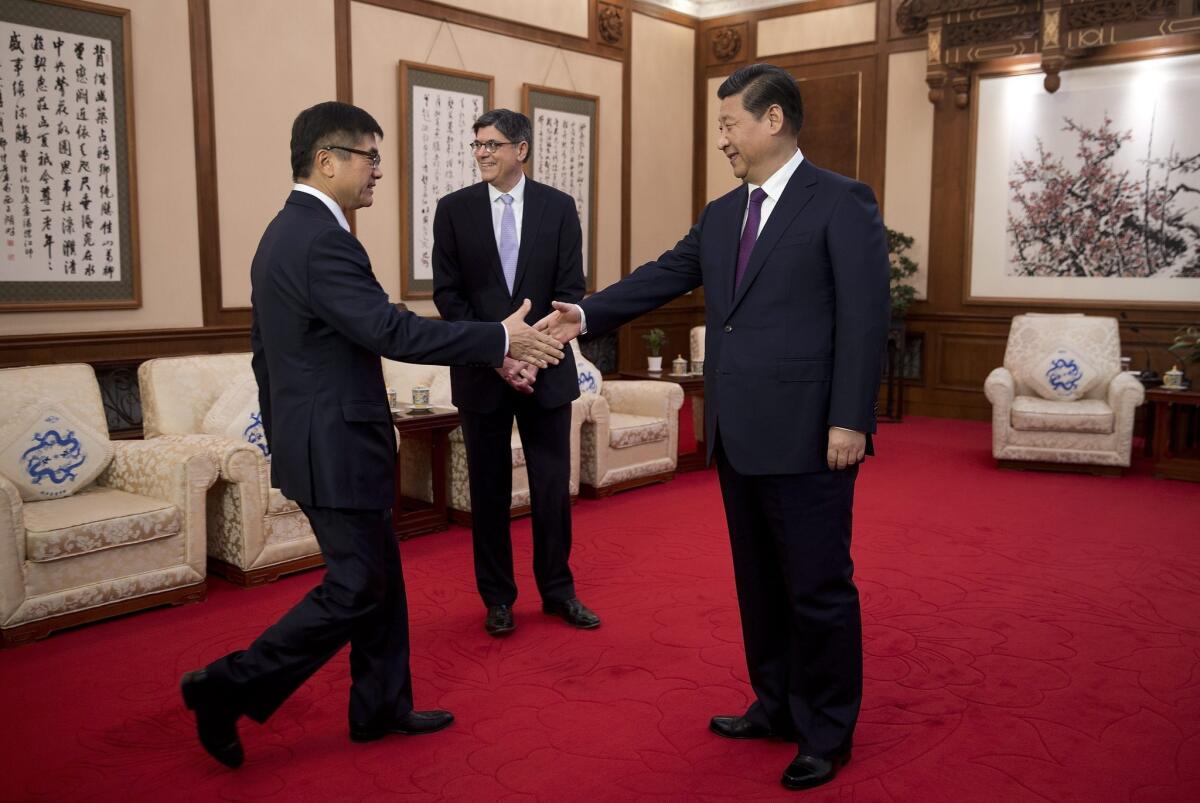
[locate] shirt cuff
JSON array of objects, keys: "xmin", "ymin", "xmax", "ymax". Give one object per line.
[
  {"xmin": 500, "ymin": 323, "xmax": 509, "ymax": 360},
  {"xmin": 575, "ymin": 304, "xmax": 588, "ymax": 335},
  {"xmin": 830, "ymin": 426, "xmax": 861, "ymax": 434}
]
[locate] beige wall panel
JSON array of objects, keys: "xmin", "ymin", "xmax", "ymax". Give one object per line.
[
  {"xmin": 705, "ymin": 75, "xmax": 740, "ymax": 202},
  {"xmin": 211, "ymin": 0, "xmax": 336, "ymax": 309},
  {"xmin": 4, "ymin": 0, "xmax": 203, "ymax": 335},
  {"xmin": 351, "ymin": 3, "xmax": 622, "ymax": 313},
  {"xmin": 884, "ymin": 50, "xmax": 933, "ymax": 298},
  {"xmin": 756, "ymin": 3, "xmax": 876, "ymax": 57},
  {"xmin": 433, "ymin": 0, "xmax": 588, "ymax": 39},
  {"xmin": 630, "ymin": 13, "xmax": 693, "ymax": 269}
]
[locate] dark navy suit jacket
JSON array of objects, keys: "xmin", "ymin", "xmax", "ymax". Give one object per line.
[
  {"xmin": 581, "ymin": 159, "xmax": 890, "ymax": 476},
  {"xmin": 250, "ymin": 191, "xmax": 505, "ymax": 509},
  {"xmin": 432, "ymin": 178, "xmax": 583, "ymax": 413}
]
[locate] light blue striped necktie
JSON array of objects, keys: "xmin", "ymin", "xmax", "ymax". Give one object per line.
[{"xmin": 499, "ymin": 193, "xmax": 518, "ymax": 294}]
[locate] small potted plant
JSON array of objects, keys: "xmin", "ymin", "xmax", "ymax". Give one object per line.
[
  {"xmin": 642, "ymin": 328, "xmax": 667, "ymax": 372},
  {"xmin": 1167, "ymin": 325, "xmax": 1200, "ymax": 389}
]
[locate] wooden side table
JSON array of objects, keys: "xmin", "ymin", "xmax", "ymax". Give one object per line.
[
  {"xmin": 618, "ymin": 370, "xmax": 708, "ymax": 472},
  {"xmin": 391, "ymin": 405, "xmax": 460, "ymax": 538},
  {"xmin": 1145, "ymin": 387, "xmax": 1200, "ymax": 482}
]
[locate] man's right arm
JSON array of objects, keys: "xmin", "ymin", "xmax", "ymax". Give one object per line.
[
  {"xmin": 540, "ymin": 209, "xmax": 709, "ymax": 342},
  {"xmin": 308, "ymin": 228, "xmax": 559, "ymax": 368}
]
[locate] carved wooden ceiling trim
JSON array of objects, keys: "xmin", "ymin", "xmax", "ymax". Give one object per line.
[{"xmin": 896, "ymin": 0, "xmax": 1200, "ymax": 107}]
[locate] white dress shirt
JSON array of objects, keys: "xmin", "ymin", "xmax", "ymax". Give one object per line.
[{"xmin": 741, "ymin": 148, "xmax": 805, "ymax": 236}]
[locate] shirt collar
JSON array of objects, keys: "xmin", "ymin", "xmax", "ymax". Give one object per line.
[
  {"xmin": 292, "ymin": 183, "xmax": 351, "ymax": 232},
  {"xmin": 487, "ymin": 173, "xmax": 526, "ymax": 205},
  {"xmin": 746, "ymin": 148, "xmax": 805, "ymax": 204}
]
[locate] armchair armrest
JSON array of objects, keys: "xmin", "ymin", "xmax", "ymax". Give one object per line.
[
  {"xmin": 98, "ymin": 439, "xmax": 218, "ymax": 574},
  {"xmin": 0, "ymin": 473, "xmax": 26, "ymax": 624},
  {"xmin": 599, "ymin": 381, "xmax": 684, "ymax": 420},
  {"xmin": 1106, "ymin": 371, "xmax": 1145, "ymax": 414},
  {"xmin": 156, "ymin": 433, "xmax": 268, "ymax": 509},
  {"xmin": 984, "ymin": 367, "xmax": 1015, "ymax": 407}
]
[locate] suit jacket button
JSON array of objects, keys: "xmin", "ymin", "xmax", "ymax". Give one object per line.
[{"xmin": 723, "ymin": 325, "xmax": 732, "ymax": 333}]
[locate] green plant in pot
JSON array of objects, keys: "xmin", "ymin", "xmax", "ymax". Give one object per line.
[
  {"xmin": 886, "ymin": 227, "xmax": 919, "ymax": 321},
  {"xmin": 642, "ymin": 327, "xmax": 667, "ymax": 372},
  {"xmin": 1167, "ymin": 325, "xmax": 1200, "ymax": 388}
]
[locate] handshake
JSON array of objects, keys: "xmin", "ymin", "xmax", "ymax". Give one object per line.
[{"xmin": 497, "ymin": 300, "xmax": 586, "ymax": 395}]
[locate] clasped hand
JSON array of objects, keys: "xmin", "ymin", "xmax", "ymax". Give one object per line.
[{"xmin": 497, "ymin": 356, "xmax": 538, "ymax": 394}]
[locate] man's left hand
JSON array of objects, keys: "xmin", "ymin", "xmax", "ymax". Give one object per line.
[{"xmin": 827, "ymin": 427, "xmax": 866, "ymax": 470}]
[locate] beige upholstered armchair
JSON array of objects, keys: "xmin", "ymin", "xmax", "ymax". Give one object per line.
[
  {"xmin": 381, "ymin": 359, "xmax": 587, "ymax": 523},
  {"xmin": 984, "ymin": 314, "xmax": 1145, "ymax": 473},
  {"xmin": 0, "ymin": 364, "xmax": 216, "ymax": 645},
  {"xmin": 139, "ymin": 354, "xmax": 322, "ymax": 585},
  {"xmin": 574, "ymin": 344, "xmax": 685, "ymax": 497}
]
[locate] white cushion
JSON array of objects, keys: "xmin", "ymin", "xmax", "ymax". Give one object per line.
[
  {"xmin": 0, "ymin": 402, "xmax": 113, "ymax": 502},
  {"xmin": 1011, "ymin": 397, "xmax": 1115, "ymax": 434},
  {"xmin": 202, "ymin": 376, "xmax": 269, "ymax": 457},
  {"xmin": 608, "ymin": 412, "xmax": 669, "ymax": 449},
  {"xmin": 1025, "ymin": 346, "xmax": 1100, "ymax": 402},
  {"xmin": 571, "ymin": 341, "xmax": 603, "ymax": 396}
]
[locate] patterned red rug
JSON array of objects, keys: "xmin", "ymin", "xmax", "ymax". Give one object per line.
[{"xmin": 3, "ymin": 417, "xmax": 1198, "ymax": 801}]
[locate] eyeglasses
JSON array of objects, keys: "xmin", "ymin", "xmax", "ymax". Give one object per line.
[
  {"xmin": 468, "ymin": 140, "xmax": 516, "ymax": 154},
  {"xmin": 323, "ymin": 144, "xmax": 381, "ymax": 168}
]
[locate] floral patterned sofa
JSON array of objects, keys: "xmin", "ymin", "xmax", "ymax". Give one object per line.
[
  {"xmin": 381, "ymin": 359, "xmax": 587, "ymax": 523},
  {"xmin": 138, "ymin": 354, "xmax": 322, "ymax": 585},
  {"xmin": 984, "ymin": 314, "xmax": 1144, "ymax": 472},
  {"xmin": 0, "ymin": 364, "xmax": 216, "ymax": 645}
]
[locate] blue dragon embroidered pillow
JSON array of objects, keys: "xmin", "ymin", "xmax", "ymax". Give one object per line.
[
  {"xmin": 570, "ymin": 341, "xmax": 603, "ymax": 396},
  {"xmin": 1028, "ymin": 346, "xmax": 1100, "ymax": 402},
  {"xmin": 202, "ymin": 377, "xmax": 269, "ymax": 458},
  {"xmin": 0, "ymin": 403, "xmax": 114, "ymax": 501}
]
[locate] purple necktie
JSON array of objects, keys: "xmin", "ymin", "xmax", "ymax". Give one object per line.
[{"xmin": 734, "ymin": 187, "xmax": 767, "ymax": 292}]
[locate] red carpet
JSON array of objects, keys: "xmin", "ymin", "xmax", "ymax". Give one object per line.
[{"xmin": 3, "ymin": 417, "xmax": 1199, "ymax": 802}]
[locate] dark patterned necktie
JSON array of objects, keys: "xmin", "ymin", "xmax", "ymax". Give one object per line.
[{"xmin": 734, "ymin": 187, "xmax": 767, "ymax": 292}]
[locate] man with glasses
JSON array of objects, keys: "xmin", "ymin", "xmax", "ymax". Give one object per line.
[
  {"xmin": 433, "ymin": 109, "xmax": 600, "ymax": 638},
  {"xmin": 179, "ymin": 101, "xmax": 564, "ymax": 768}
]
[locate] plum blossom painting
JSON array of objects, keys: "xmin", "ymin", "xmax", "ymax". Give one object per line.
[{"xmin": 968, "ymin": 52, "xmax": 1200, "ymax": 307}]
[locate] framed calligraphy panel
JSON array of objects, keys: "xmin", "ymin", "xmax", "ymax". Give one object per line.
[
  {"xmin": 398, "ymin": 61, "xmax": 492, "ymax": 299},
  {"xmin": 522, "ymin": 84, "xmax": 598, "ymax": 292},
  {"xmin": 0, "ymin": 0, "xmax": 140, "ymax": 311}
]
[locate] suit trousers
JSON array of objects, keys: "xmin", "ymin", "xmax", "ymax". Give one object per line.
[
  {"xmin": 714, "ymin": 437, "xmax": 862, "ymax": 759},
  {"xmin": 206, "ymin": 503, "xmax": 412, "ymax": 728},
  {"xmin": 458, "ymin": 395, "xmax": 575, "ymax": 607}
]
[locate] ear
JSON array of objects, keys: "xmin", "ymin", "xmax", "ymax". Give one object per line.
[
  {"xmin": 767, "ymin": 104, "xmax": 785, "ymax": 134},
  {"xmin": 316, "ymin": 148, "xmax": 336, "ymax": 178},
  {"xmin": 517, "ymin": 141, "xmax": 530, "ymax": 163}
]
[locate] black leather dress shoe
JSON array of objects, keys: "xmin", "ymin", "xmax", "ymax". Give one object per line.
[
  {"xmin": 542, "ymin": 598, "xmax": 600, "ymax": 629},
  {"xmin": 350, "ymin": 709, "xmax": 455, "ymax": 742},
  {"xmin": 780, "ymin": 750, "xmax": 851, "ymax": 790},
  {"xmin": 180, "ymin": 669, "xmax": 244, "ymax": 769},
  {"xmin": 485, "ymin": 604, "xmax": 515, "ymax": 636},
  {"xmin": 709, "ymin": 715, "xmax": 776, "ymax": 740}
]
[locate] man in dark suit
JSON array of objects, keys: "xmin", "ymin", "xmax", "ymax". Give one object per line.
[
  {"xmin": 433, "ymin": 109, "xmax": 599, "ymax": 637},
  {"xmin": 179, "ymin": 101, "xmax": 564, "ymax": 769},
  {"xmin": 538, "ymin": 64, "xmax": 889, "ymax": 790}
]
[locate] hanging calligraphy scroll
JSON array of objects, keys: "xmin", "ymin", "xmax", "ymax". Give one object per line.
[
  {"xmin": 398, "ymin": 61, "xmax": 492, "ymax": 299},
  {"xmin": 0, "ymin": 0, "xmax": 139, "ymax": 311},
  {"xmin": 522, "ymin": 84, "xmax": 598, "ymax": 292}
]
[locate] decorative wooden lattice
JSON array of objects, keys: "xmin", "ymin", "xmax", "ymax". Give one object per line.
[{"xmin": 897, "ymin": 0, "xmax": 1200, "ymax": 106}]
